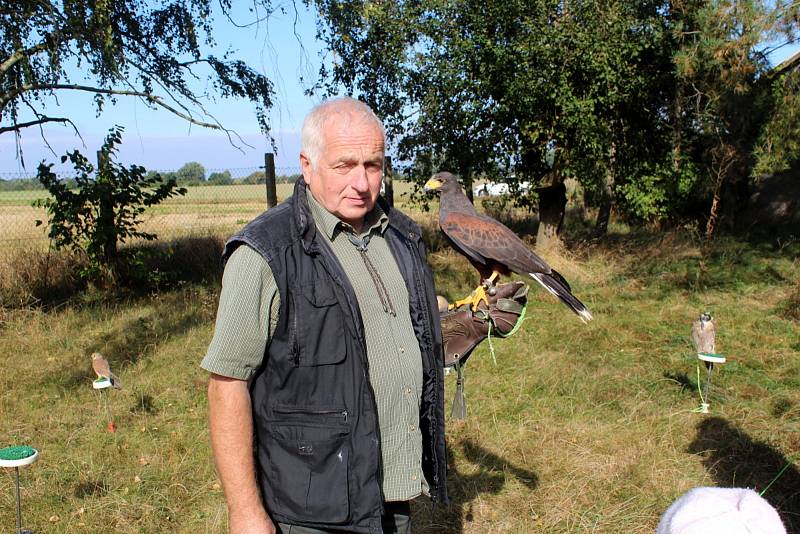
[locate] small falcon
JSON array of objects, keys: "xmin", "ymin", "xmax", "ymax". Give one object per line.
[
  {"xmin": 692, "ymin": 312, "xmax": 725, "ymax": 370},
  {"xmin": 424, "ymin": 171, "xmax": 592, "ymax": 322},
  {"xmin": 91, "ymin": 352, "xmax": 122, "ymax": 389},
  {"xmin": 691, "ymin": 312, "xmax": 716, "ymax": 356}
]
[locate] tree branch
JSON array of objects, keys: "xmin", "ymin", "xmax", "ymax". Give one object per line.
[
  {"xmin": 0, "ymin": 116, "xmax": 75, "ymax": 135},
  {"xmin": 13, "ymin": 83, "xmax": 225, "ymax": 130},
  {"xmin": 0, "ymin": 42, "xmax": 52, "ymax": 76}
]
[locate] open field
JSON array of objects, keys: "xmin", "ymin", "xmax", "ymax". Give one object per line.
[
  {"xmin": 0, "ymin": 226, "xmax": 798, "ymax": 533},
  {"xmin": 0, "ymin": 182, "xmax": 423, "ymax": 251}
]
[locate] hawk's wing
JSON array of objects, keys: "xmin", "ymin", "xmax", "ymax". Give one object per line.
[{"xmin": 440, "ymin": 212, "xmax": 552, "ymax": 275}]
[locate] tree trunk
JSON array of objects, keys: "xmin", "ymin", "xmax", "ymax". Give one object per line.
[
  {"xmin": 535, "ymin": 181, "xmax": 567, "ymax": 250},
  {"xmin": 672, "ymin": 80, "xmax": 684, "ymax": 173},
  {"xmin": 97, "ymin": 150, "xmax": 117, "ymax": 265},
  {"xmin": 595, "ymin": 141, "xmax": 616, "ymax": 236},
  {"xmin": 706, "ymin": 186, "xmax": 722, "ymax": 239},
  {"xmin": 705, "ymin": 142, "xmax": 736, "ymax": 240}
]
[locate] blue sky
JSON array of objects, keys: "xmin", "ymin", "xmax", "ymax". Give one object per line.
[
  {"xmin": 0, "ymin": 7, "xmax": 797, "ymax": 175},
  {"xmin": 0, "ymin": 3, "xmax": 324, "ymax": 173}
]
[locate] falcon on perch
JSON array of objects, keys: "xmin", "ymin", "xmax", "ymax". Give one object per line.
[
  {"xmin": 91, "ymin": 352, "xmax": 121, "ymax": 389},
  {"xmin": 424, "ymin": 171, "xmax": 592, "ymax": 322},
  {"xmin": 691, "ymin": 312, "xmax": 716, "ymax": 356},
  {"xmin": 691, "ymin": 312, "xmax": 724, "ymax": 367}
]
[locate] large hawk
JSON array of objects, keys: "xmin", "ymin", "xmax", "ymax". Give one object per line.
[{"xmin": 424, "ymin": 171, "xmax": 592, "ymax": 322}]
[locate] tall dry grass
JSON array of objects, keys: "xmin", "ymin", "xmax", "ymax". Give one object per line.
[{"xmin": 0, "ymin": 235, "xmax": 225, "ymax": 308}]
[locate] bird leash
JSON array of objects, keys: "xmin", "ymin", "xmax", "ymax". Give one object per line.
[
  {"xmin": 760, "ymin": 461, "xmax": 794, "ymax": 497},
  {"xmin": 692, "ymin": 363, "xmax": 711, "ymax": 414},
  {"xmin": 692, "ymin": 353, "xmax": 727, "ymax": 414},
  {"xmin": 486, "ymin": 303, "xmax": 529, "ymax": 366}
]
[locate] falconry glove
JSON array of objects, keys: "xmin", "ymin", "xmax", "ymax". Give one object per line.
[
  {"xmin": 441, "ymin": 281, "xmax": 528, "ymax": 368},
  {"xmin": 439, "ymin": 281, "xmax": 528, "ymax": 419}
]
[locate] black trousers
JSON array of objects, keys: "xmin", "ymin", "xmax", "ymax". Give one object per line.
[{"xmin": 277, "ymin": 501, "xmax": 412, "ymax": 534}]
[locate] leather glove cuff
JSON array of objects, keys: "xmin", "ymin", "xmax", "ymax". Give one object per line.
[{"xmin": 441, "ymin": 281, "xmax": 528, "ymax": 367}]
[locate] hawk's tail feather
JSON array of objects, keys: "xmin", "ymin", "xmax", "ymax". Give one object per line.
[{"xmin": 529, "ymin": 271, "xmax": 593, "ymax": 323}]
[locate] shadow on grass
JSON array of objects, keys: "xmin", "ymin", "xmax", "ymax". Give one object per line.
[
  {"xmin": 85, "ymin": 302, "xmax": 210, "ymax": 367},
  {"xmin": 44, "ymin": 289, "xmax": 215, "ymax": 391},
  {"xmin": 663, "ymin": 370, "xmax": 697, "ymax": 395},
  {"xmin": 74, "ymin": 479, "xmax": 110, "ymax": 498},
  {"xmin": 575, "ymin": 230, "xmax": 798, "ymax": 298},
  {"xmin": 688, "ymin": 416, "xmax": 800, "ymax": 531},
  {"xmin": 0, "ymin": 235, "xmax": 224, "ymax": 309},
  {"xmin": 413, "ymin": 437, "xmax": 539, "ymax": 533}
]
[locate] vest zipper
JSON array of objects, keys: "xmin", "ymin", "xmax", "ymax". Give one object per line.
[
  {"xmin": 292, "ymin": 293, "xmax": 300, "ymax": 367},
  {"xmin": 273, "ymin": 406, "xmax": 349, "ymax": 423}
]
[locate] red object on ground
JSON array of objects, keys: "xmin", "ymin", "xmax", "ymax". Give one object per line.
[{"xmin": 108, "ymin": 422, "xmax": 117, "ymax": 433}]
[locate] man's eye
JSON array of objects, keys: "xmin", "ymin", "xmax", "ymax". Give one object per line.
[{"xmin": 334, "ymin": 163, "xmax": 355, "ymax": 173}]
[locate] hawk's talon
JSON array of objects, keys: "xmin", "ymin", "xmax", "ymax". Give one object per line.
[{"xmin": 450, "ymin": 285, "xmax": 489, "ymax": 311}]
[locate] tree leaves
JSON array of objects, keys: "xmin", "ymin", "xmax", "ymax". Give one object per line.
[{"xmin": 33, "ymin": 126, "xmax": 187, "ymax": 282}]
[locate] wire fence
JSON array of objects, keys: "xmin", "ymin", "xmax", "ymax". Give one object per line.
[{"xmin": 0, "ymin": 165, "xmax": 303, "ymax": 260}]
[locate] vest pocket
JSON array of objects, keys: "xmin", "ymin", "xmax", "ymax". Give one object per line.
[
  {"xmin": 265, "ymin": 409, "xmax": 351, "ymax": 524},
  {"xmin": 296, "ymin": 283, "xmax": 347, "ymax": 366}
]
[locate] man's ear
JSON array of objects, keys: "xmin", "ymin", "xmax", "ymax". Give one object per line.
[{"xmin": 299, "ymin": 153, "xmax": 312, "ymax": 184}]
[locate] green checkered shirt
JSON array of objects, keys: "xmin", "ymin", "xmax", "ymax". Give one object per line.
[{"xmin": 202, "ymin": 188, "xmax": 428, "ymax": 501}]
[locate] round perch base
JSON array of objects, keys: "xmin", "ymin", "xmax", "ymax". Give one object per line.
[
  {"xmin": 698, "ymin": 353, "xmax": 726, "ymax": 364},
  {"xmin": 0, "ymin": 446, "xmax": 38, "ymax": 468},
  {"xmin": 93, "ymin": 377, "xmax": 113, "ymax": 389}
]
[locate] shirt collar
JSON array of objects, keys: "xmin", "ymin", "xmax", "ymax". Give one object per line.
[{"xmin": 305, "ymin": 187, "xmax": 388, "ymax": 240}]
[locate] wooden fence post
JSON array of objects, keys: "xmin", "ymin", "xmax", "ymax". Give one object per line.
[
  {"xmin": 96, "ymin": 150, "xmax": 116, "ymax": 261},
  {"xmin": 264, "ymin": 152, "xmax": 277, "ymax": 209},
  {"xmin": 384, "ymin": 155, "xmax": 394, "ymax": 208}
]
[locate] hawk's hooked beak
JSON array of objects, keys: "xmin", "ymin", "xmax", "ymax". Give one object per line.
[{"xmin": 423, "ymin": 177, "xmax": 443, "ymax": 193}]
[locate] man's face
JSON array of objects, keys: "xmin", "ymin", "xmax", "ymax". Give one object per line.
[{"xmin": 300, "ymin": 113, "xmax": 384, "ymax": 232}]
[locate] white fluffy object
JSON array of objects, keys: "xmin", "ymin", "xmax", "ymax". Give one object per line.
[{"xmin": 657, "ymin": 487, "xmax": 786, "ymax": 534}]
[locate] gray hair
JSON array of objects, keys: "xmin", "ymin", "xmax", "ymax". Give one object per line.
[{"xmin": 301, "ymin": 97, "xmax": 385, "ymax": 168}]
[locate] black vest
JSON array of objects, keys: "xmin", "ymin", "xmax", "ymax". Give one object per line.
[{"xmin": 223, "ymin": 180, "xmax": 447, "ymax": 533}]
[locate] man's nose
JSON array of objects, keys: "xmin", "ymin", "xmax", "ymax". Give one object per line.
[{"xmin": 351, "ymin": 166, "xmax": 370, "ymax": 192}]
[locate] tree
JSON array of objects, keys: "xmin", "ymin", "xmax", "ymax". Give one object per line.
[
  {"xmin": 34, "ymin": 126, "xmax": 186, "ymax": 280},
  {"xmin": 752, "ymin": 57, "xmax": 800, "ymax": 176},
  {"xmin": 312, "ymin": 0, "xmax": 677, "ymax": 244},
  {"xmin": 1, "ymin": 1, "xmax": 275, "ymax": 157},
  {"xmin": 176, "ymin": 161, "xmax": 206, "ymax": 186},
  {"xmin": 241, "ymin": 170, "xmax": 266, "ymax": 184},
  {"xmin": 208, "ymin": 170, "xmax": 233, "ymax": 185},
  {"xmin": 668, "ymin": 0, "xmax": 799, "ymax": 238}
]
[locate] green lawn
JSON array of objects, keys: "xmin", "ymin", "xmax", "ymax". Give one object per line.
[{"xmin": 0, "ymin": 227, "xmax": 798, "ymax": 533}]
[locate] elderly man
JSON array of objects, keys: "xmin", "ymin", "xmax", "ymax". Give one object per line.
[{"xmin": 203, "ymin": 97, "xmax": 448, "ymax": 534}]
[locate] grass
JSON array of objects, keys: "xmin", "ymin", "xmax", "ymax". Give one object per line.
[{"xmin": 0, "ymin": 216, "xmax": 799, "ymax": 532}]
